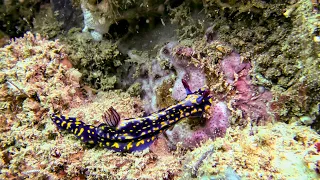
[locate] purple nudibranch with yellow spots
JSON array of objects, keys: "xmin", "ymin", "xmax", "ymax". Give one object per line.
[{"xmin": 51, "ymin": 80, "xmax": 212, "ymax": 152}]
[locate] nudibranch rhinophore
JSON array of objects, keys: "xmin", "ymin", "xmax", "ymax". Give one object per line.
[{"xmin": 51, "ymin": 80, "xmax": 212, "ymax": 152}]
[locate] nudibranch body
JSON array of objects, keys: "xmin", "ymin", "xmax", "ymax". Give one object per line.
[{"xmin": 51, "ymin": 80, "xmax": 212, "ymax": 152}]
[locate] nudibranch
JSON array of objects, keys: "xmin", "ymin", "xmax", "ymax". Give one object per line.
[{"xmin": 51, "ymin": 80, "xmax": 212, "ymax": 152}]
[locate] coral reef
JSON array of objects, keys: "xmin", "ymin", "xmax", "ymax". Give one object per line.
[
  {"xmin": 1, "ymin": 0, "xmax": 320, "ymax": 179},
  {"xmin": 182, "ymin": 122, "xmax": 320, "ymax": 179}
]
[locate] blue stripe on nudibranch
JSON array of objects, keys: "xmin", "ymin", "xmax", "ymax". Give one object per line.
[{"xmin": 50, "ymin": 80, "xmax": 212, "ymax": 152}]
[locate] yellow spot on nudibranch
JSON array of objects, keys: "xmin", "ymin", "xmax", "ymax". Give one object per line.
[
  {"xmin": 205, "ymin": 105, "xmax": 211, "ymax": 110},
  {"xmin": 185, "ymin": 112, "xmax": 190, "ymax": 116},
  {"xmin": 89, "ymin": 126, "xmax": 95, "ymax": 129},
  {"xmin": 191, "ymin": 109, "xmax": 198, "ymax": 114},
  {"xmin": 75, "ymin": 122, "xmax": 82, "ymax": 125},
  {"xmin": 87, "ymin": 130, "xmax": 91, "ymax": 133},
  {"xmin": 74, "ymin": 128, "xmax": 78, "ymax": 134},
  {"xmin": 136, "ymin": 140, "xmax": 145, "ymax": 147},
  {"xmin": 78, "ymin": 128, "xmax": 84, "ymax": 136},
  {"xmin": 88, "ymin": 140, "xmax": 94, "ymax": 144},
  {"xmin": 66, "ymin": 122, "xmax": 72, "ymax": 129},
  {"xmin": 56, "ymin": 120, "xmax": 60, "ymax": 123},
  {"xmin": 126, "ymin": 142, "xmax": 133, "ymax": 150},
  {"xmin": 112, "ymin": 142, "xmax": 120, "ymax": 148},
  {"xmin": 61, "ymin": 121, "xmax": 66, "ymax": 127}
]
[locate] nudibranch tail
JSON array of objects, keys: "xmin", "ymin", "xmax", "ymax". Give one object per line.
[
  {"xmin": 50, "ymin": 80, "xmax": 212, "ymax": 153},
  {"xmin": 50, "ymin": 114, "xmax": 98, "ymax": 144}
]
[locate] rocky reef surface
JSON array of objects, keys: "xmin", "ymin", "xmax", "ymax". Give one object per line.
[{"xmin": 0, "ymin": 0, "xmax": 320, "ymax": 179}]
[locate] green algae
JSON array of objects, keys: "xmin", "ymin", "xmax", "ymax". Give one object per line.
[
  {"xmin": 169, "ymin": 1, "xmax": 205, "ymax": 40},
  {"xmin": 0, "ymin": 0, "xmax": 42, "ymax": 37},
  {"xmin": 32, "ymin": 5, "xmax": 63, "ymax": 39},
  {"xmin": 126, "ymin": 82, "xmax": 142, "ymax": 97},
  {"xmin": 61, "ymin": 29, "xmax": 123, "ymax": 90}
]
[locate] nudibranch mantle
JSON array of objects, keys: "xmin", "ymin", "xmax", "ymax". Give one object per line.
[{"xmin": 51, "ymin": 80, "xmax": 212, "ymax": 152}]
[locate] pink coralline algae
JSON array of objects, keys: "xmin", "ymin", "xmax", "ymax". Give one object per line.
[
  {"xmin": 163, "ymin": 42, "xmax": 274, "ymax": 149},
  {"xmin": 222, "ymin": 52, "xmax": 274, "ymax": 124},
  {"xmin": 186, "ymin": 102, "xmax": 230, "ymax": 148},
  {"xmin": 166, "ymin": 101, "xmax": 229, "ymax": 149},
  {"xmin": 221, "ymin": 52, "xmax": 249, "ymax": 83}
]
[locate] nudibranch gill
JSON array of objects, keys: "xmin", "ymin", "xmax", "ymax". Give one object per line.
[{"xmin": 51, "ymin": 80, "xmax": 212, "ymax": 152}]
